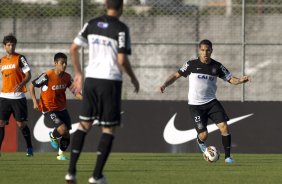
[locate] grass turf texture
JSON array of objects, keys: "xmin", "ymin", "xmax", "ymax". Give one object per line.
[{"xmin": 0, "ymin": 152, "xmax": 282, "ymax": 184}]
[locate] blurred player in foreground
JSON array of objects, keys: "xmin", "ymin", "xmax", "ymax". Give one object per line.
[
  {"xmin": 65, "ymin": 0, "xmax": 139, "ymax": 183},
  {"xmin": 29, "ymin": 52, "xmax": 82, "ymax": 160},
  {"xmin": 160, "ymin": 39, "xmax": 250, "ymax": 164},
  {"xmin": 0, "ymin": 34, "xmax": 33, "ymax": 156}
]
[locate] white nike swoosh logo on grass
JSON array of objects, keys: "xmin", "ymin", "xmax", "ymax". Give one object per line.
[{"xmin": 163, "ymin": 113, "xmax": 254, "ymax": 145}]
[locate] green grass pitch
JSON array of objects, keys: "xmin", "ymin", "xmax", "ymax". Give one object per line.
[{"xmin": 0, "ymin": 152, "xmax": 282, "ymax": 184}]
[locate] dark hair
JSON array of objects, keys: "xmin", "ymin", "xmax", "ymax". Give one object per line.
[
  {"xmin": 3, "ymin": 34, "xmax": 17, "ymax": 45},
  {"xmin": 106, "ymin": 0, "xmax": 123, "ymax": 10},
  {"xmin": 199, "ymin": 39, "xmax": 212, "ymax": 49},
  {"xmin": 54, "ymin": 52, "xmax": 67, "ymax": 62}
]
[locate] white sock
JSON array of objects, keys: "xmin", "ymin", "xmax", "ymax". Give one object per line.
[{"xmin": 58, "ymin": 149, "xmax": 64, "ymax": 156}]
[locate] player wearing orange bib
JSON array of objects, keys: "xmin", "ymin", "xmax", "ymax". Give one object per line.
[
  {"xmin": 29, "ymin": 52, "xmax": 82, "ymax": 160},
  {"xmin": 0, "ymin": 34, "xmax": 33, "ymax": 156}
]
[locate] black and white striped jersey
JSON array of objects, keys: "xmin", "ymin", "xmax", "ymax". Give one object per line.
[
  {"xmin": 74, "ymin": 15, "xmax": 131, "ymax": 81},
  {"xmin": 178, "ymin": 58, "xmax": 232, "ymax": 105}
]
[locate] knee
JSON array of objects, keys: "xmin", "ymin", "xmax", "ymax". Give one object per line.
[
  {"xmin": 57, "ymin": 124, "xmax": 69, "ymax": 135},
  {"xmin": 198, "ymin": 131, "xmax": 208, "ymax": 141},
  {"xmin": 102, "ymin": 127, "xmax": 115, "ymax": 135},
  {"xmin": 78, "ymin": 121, "xmax": 92, "ymax": 132},
  {"xmin": 0, "ymin": 120, "xmax": 6, "ymax": 127},
  {"xmin": 218, "ymin": 122, "xmax": 229, "ymax": 135},
  {"xmin": 17, "ymin": 121, "xmax": 26, "ymax": 129}
]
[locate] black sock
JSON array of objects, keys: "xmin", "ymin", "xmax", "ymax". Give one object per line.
[
  {"xmin": 60, "ymin": 136, "xmax": 70, "ymax": 152},
  {"xmin": 68, "ymin": 130, "xmax": 87, "ymax": 175},
  {"xmin": 0, "ymin": 127, "xmax": 5, "ymax": 151},
  {"xmin": 21, "ymin": 126, "xmax": 32, "ymax": 148},
  {"xmin": 52, "ymin": 128, "xmax": 61, "ymax": 138},
  {"xmin": 222, "ymin": 134, "xmax": 231, "ymax": 158},
  {"xmin": 93, "ymin": 133, "xmax": 114, "ymax": 179}
]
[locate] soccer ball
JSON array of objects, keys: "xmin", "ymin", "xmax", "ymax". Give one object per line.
[{"xmin": 203, "ymin": 146, "xmax": 220, "ymax": 163}]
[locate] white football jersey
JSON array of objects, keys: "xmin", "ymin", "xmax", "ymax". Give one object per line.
[
  {"xmin": 178, "ymin": 58, "xmax": 232, "ymax": 105},
  {"xmin": 74, "ymin": 15, "xmax": 131, "ymax": 81}
]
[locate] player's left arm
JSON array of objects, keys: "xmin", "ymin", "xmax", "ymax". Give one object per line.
[
  {"xmin": 228, "ymin": 76, "xmax": 251, "ymax": 85},
  {"xmin": 29, "ymin": 73, "xmax": 48, "ymax": 110},
  {"xmin": 219, "ymin": 63, "xmax": 250, "ymax": 85},
  {"xmin": 15, "ymin": 55, "xmax": 31, "ymax": 92}
]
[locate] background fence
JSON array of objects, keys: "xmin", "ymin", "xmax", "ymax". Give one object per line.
[{"xmin": 0, "ymin": 0, "xmax": 281, "ymax": 101}]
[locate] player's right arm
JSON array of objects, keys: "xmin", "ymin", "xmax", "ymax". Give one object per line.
[
  {"xmin": 69, "ymin": 42, "xmax": 83, "ymax": 95},
  {"xmin": 29, "ymin": 82, "xmax": 39, "ymax": 111},
  {"xmin": 160, "ymin": 72, "xmax": 182, "ymax": 93},
  {"xmin": 70, "ymin": 22, "xmax": 89, "ymax": 95},
  {"xmin": 160, "ymin": 60, "xmax": 190, "ymax": 93},
  {"xmin": 29, "ymin": 73, "xmax": 48, "ymax": 111}
]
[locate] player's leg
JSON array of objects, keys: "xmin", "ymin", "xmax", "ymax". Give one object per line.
[
  {"xmin": 197, "ymin": 131, "xmax": 208, "ymax": 152},
  {"xmin": 44, "ymin": 111, "xmax": 60, "ymax": 150},
  {"xmin": 66, "ymin": 121, "xmax": 91, "ymax": 182},
  {"xmin": 209, "ymin": 100, "xmax": 234, "ymax": 163},
  {"xmin": 189, "ymin": 104, "xmax": 208, "ymax": 153},
  {"xmin": 0, "ymin": 121, "xmax": 5, "ymax": 155},
  {"xmin": 89, "ymin": 127, "xmax": 115, "ymax": 184},
  {"xmin": 45, "ymin": 111, "xmax": 64, "ymax": 149},
  {"xmin": 16, "ymin": 121, "xmax": 33, "ymax": 156},
  {"xmin": 56, "ymin": 123, "xmax": 69, "ymax": 160},
  {"xmin": 57, "ymin": 133, "xmax": 70, "ymax": 160},
  {"xmin": 66, "ymin": 78, "xmax": 96, "ymax": 183},
  {"xmin": 216, "ymin": 122, "xmax": 234, "ymax": 163},
  {"xmin": 45, "ymin": 110, "xmax": 71, "ymax": 158},
  {"xmin": 57, "ymin": 110, "xmax": 72, "ymax": 160},
  {"xmin": 0, "ymin": 98, "xmax": 11, "ymax": 154},
  {"xmin": 12, "ymin": 98, "xmax": 33, "ymax": 156},
  {"xmin": 89, "ymin": 79, "xmax": 121, "ymax": 184}
]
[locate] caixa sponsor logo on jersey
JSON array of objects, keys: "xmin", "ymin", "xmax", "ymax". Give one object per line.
[
  {"xmin": 52, "ymin": 84, "xmax": 66, "ymax": 90},
  {"xmin": 1, "ymin": 64, "xmax": 16, "ymax": 70},
  {"xmin": 90, "ymin": 37, "xmax": 113, "ymax": 48},
  {"xmin": 198, "ymin": 75, "xmax": 215, "ymax": 81}
]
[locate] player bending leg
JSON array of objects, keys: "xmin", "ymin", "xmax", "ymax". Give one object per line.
[
  {"xmin": 29, "ymin": 52, "xmax": 82, "ymax": 160},
  {"xmin": 160, "ymin": 39, "xmax": 250, "ymax": 164}
]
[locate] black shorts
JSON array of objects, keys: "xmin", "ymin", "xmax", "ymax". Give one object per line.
[
  {"xmin": 189, "ymin": 99, "xmax": 229, "ymax": 134},
  {"xmin": 80, "ymin": 78, "xmax": 122, "ymax": 127},
  {"xmin": 44, "ymin": 109, "xmax": 72, "ymax": 130},
  {"xmin": 0, "ymin": 97, "xmax": 28, "ymax": 122}
]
